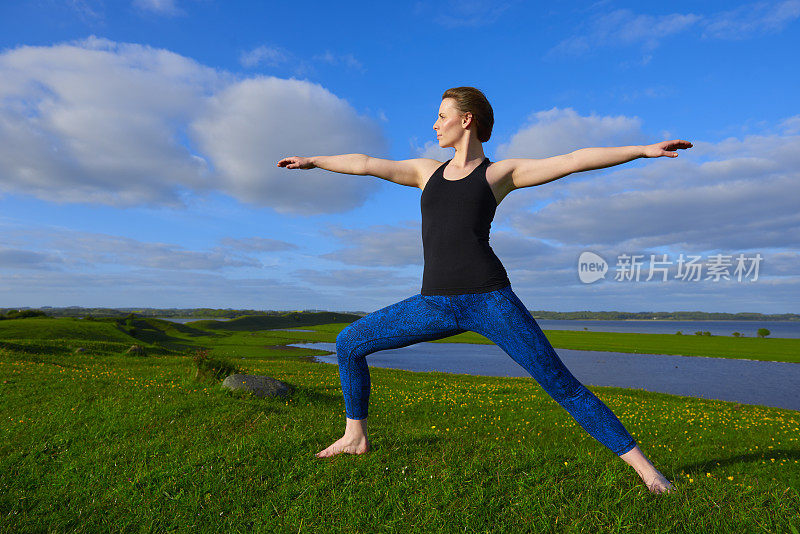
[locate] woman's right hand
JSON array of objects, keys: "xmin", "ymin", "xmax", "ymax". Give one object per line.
[{"xmin": 277, "ymin": 156, "xmax": 316, "ymax": 169}]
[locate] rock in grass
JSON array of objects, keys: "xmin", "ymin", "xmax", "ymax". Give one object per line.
[{"xmin": 222, "ymin": 374, "xmax": 293, "ymax": 398}]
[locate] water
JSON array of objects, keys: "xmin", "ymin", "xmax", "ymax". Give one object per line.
[
  {"xmin": 288, "ymin": 341, "xmax": 800, "ymax": 411},
  {"xmin": 152, "ymin": 317, "xmax": 799, "ymax": 337},
  {"xmin": 535, "ymin": 319, "xmax": 800, "ymax": 338},
  {"xmin": 155, "ymin": 317, "xmax": 233, "ymax": 324},
  {"xmin": 152, "ymin": 316, "xmax": 798, "ymax": 337}
]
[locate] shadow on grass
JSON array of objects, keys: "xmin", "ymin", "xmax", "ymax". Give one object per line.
[
  {"xmin": 678, "ymin": 448, "xmax": 800, "ymax": 475},
  {"xmin": 290, "ymin": 385, "xmax": 348, "ymax": 411},
  {"xmin": 260, "ymin": 344, "xmax": 332, "ymax": 364},
  {"xmin": 0, "ymin": 340, "xmax": 72, "ymax": 357},
  {"xmin": 215, "ymin": 381, "xmax": 345, "ymax": 415}
]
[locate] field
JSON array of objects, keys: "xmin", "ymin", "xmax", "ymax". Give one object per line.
[{"xmin": 1, "ymin": 315, "xmax": 798, "ymax": 533}]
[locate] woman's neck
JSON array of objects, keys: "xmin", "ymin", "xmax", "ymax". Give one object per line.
[{"xmin": 449, "ymin": 147, "xmax": 486, "ymax": 169}]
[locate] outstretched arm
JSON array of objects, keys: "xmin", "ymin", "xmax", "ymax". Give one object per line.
[
  {"xmin": 277, "ymin": 154, "xmax": 437, "ymax": 188},
  {"xmin": 572, "ymin": 140, "xmax": 693, "ymax": 172},
  {"xmin": 503, "ymin": 139, "xmax": 693, "ymax": 190},
  {"xmin": 277, "ymin": 154, "xmax": 367, "ymax": 174}
]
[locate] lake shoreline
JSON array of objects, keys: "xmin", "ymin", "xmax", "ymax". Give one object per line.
[{"xmin": 287, "ymin": 341, "xmax": 800, "ymax": 412}]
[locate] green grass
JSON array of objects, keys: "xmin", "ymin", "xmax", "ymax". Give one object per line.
[
  {"xmin": 0, "ymin": 317, "xmax": 138, "ymax": 343},
  {"xmin": 186, "ymin": 311, "xmax": 361, "ymax": 332},
  {"xmin": 1, "ymin": 318, "xmax": 799, "ymax": 533}
]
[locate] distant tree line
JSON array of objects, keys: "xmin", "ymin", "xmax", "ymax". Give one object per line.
[
  {"xmin": 0, "ymin": 307, "xmax": 288, "ymax": 319},
  {"xmin": 0, "ymin": 309, "xmax": 50, "ymax": 320},
  {"xmin": 1, "ymin": 307, "xmax": 795, "ymax": 322},
  {"xmin": 528, "ymin": 311, "xmax": 799, "ymax": 321}
]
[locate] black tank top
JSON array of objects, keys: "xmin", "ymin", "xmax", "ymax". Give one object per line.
[{"xmin": 420, "ymin": 157, "xmax": 510, "ymax": 295}]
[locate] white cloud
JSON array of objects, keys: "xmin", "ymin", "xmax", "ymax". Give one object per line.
[
  {"xmin": 319, "ymin": 221, "xmax": 422, "ymax": 266},
  {"xmin": 703, "ymin": 0, "xmax": 800, "ymax": 39},
  {"xmin": 0, "ymin": 248, "xmax": 55, "ymax": 269},
  {"xmin": 0, "ymin": 38, "xmax": 388, "ymax": 215},
  {"xmin": 312, "ymin": 51, "xmax": 365, "ymax": 72},
  {"xmin": 410, "ymin": 137, "xmax": 452, "ymax": 160},
  {"xmin": 509, "ymin": 173, "xmax": 800, "ymax": 250},
  {"xmin": 239, "ymin": 45, "xmax": 290, "ymax": 68},
  {"xmin": 414, "ymin": 0, "xmax": 516, "ymax": 27},
  {"xmin": 0, "ymin": 39, "xmax": 375, "ymax": 216},
  {"xmin": 494, "ymin": 107, "xmax": 646, "ymax": 159},
  {"xmin": 0, "ymin": 268, "xmax": 328, "ymax": 310},
  {"xmin": 67, "ymin": 0, "xmax": 103, "ymax": 21},
  {"xmin": 495, "ymin": 108, "xmax": 800, "ymax": 253},
  {"xmin": 0, "ymin": 37, "xmax": 217, "ymax": 207},
  {"xmin": 240, "ymin": 45, "xmax": 365, "ymax": 77},
  {"xmin": 293, "ymin": 267, "xmax": 418, "ymax": 288},
  {"xmin": 547, "ymin": 2, "xmax": 800, "ymax": 59},
  {"xmin": 190, "ymin": 76, "xmax": 386, "ymax": 215},
  {"xmin": 0, "ymin": 220, "xmax": 403, "ymax": 311},
  {"xmin": 547, "ymin": 8, "xmax": 701, "ymax": 58},
  {"xmin": 0, "ymin": 221, "xmax": 268, "ymax": 271},
  {"xmin": 133, "ymin": 0, "xmax": 182, "ymax": 16},
  {"xmin": 780, "ymin": 115, "xmax": 800, "ymax": 135},
  {"xmin": 219, "ymin": 236, "xmax": 299, "ymax": 252}
]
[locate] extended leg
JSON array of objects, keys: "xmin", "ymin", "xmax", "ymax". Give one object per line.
[
  {"xmin": 316, "ymin": 293, "xmax": 463, "ymax": 458},
  {"xmin": 470, "ymin": 287, "xmax": 636, "ymax": 455},
  {"xmin": 461, "ymin": 286, "xmax": 674, "ymax": 493}
]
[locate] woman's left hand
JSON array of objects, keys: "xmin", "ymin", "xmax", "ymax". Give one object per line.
[{"xmin": 643, "ymin": 140, "xmax": 693, "ymax": 158}]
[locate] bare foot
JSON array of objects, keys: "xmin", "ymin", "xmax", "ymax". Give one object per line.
[
  {"xmin": 619, "ymin": 444, "xmax": 675, "ymax": 495},
  {"xmin": 643, "ymin": 471, "xmax": 675, "ymax": 494},
  {"xmin": 315, "ymin": 434, "xmax": 371, "ymax": 458}
]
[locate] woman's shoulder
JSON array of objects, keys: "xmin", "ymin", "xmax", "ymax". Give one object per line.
[{"xmin": 417, "ymin": 159, "xmax": 448, "ymax": 191}]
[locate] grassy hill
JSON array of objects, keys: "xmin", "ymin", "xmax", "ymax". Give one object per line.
[
  {"xmin": 0, "ymin": 315, "xmax": 223, "ymax": 362},
  {"xmin": 0, "ymin": 317, "xmax": 137, "ymax": 343},
  {"xmin": 188, "ymin": 311, "xmax": 361, "ymax": 331}
]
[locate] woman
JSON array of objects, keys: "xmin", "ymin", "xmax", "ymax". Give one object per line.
[{"xmin": 277, "ymin": 86, "xmax": 691, "ymax": 494}]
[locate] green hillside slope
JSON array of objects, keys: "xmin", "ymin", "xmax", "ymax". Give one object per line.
[{"xmin": 189, "ymin": 311, "xmax": 361, "ymax": 331}]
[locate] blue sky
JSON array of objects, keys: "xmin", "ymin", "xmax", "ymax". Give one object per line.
[{"xmin": 0, "ymin": 0, "xmax": 798, "ymax": 314}]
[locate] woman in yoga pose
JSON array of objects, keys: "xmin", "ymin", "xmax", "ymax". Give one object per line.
[{"xmin": 277, "ymin": 86, "xmax": 691, "ymax": 494}]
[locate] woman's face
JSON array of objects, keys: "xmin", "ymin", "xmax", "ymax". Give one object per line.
[{"xmin": 433, "ymin": 98, "xmax": 470, "ymax": 147}]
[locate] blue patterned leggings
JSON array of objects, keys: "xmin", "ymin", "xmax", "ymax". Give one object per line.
[{"xmin": 335, "ymin": 283, "xmax": 637, "ymax": 456}]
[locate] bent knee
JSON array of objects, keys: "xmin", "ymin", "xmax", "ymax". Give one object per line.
[
  {"xmin": 336, "ymin": 322, "xmax": 354, "ymax": 343},
  {"xmin": 336, "ymin": 324, "xmax": 359, "ymax": 360}
]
